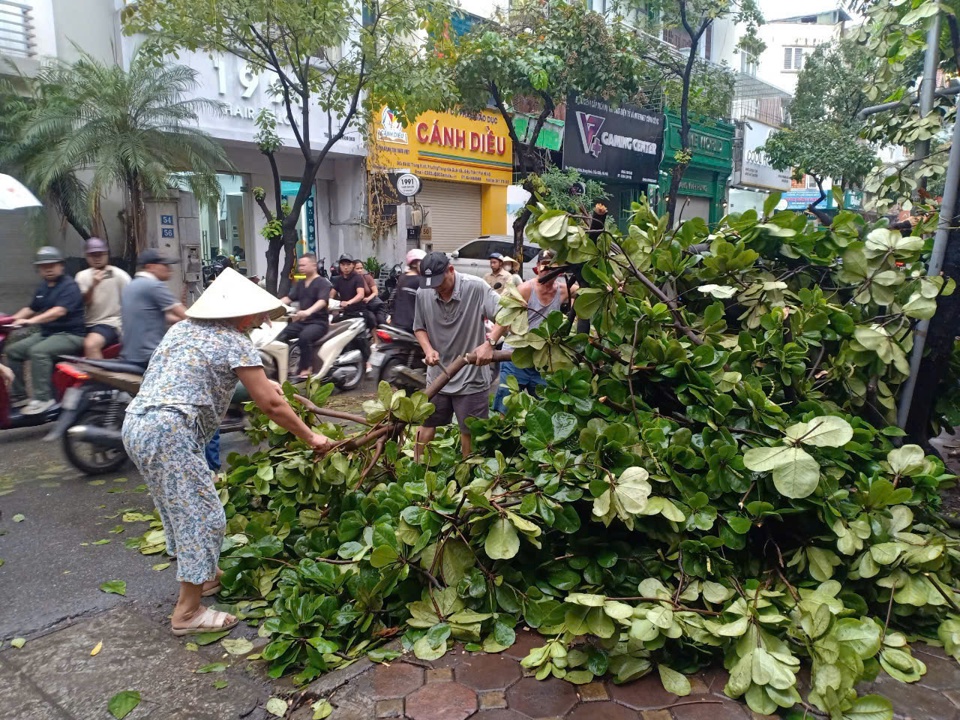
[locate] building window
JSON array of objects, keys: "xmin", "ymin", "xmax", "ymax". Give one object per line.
[
  {"xmin": 741, "ymin": 51, "xmax": 758, "ymax": 76},
  {"xmin": 783, "ymin": 47, "xmax": 806, "ymax": 71}
]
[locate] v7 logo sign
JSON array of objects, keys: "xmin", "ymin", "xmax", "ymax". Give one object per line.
[{"xmin": 575, "ymin": 111, "xmax": 605, "ymax": 157}]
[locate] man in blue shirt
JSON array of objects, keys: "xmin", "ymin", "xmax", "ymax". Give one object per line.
[{"xmin": 6, "ymin": 246, "xmax": 86, "ymax": 415}]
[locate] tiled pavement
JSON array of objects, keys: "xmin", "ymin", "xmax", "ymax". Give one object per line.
[{"xmin": 301, "ymin": 629, "xmax": 960, "ymax": 720}]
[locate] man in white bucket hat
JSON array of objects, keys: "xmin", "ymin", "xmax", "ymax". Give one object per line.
[{"xmin": 121, "ymin": 267, "xmax": 333, "ymax": 636}]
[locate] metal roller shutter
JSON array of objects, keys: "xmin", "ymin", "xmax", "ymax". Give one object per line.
[
  {"xmin": 0, "ymin": 210, "xmax": 38, "ymax": 310},
  {"xmin": 674, "ymin": 195, "xmax": 712, "ymax": 226},
  {"xmin": 417, "ymin": 180, "xmax": 481, "ymax": 253}
]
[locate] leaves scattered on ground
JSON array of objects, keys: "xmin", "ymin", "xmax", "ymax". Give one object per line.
[
  {"xmin": 107, "ymin": 690, "xmax": 140, "ymax": 719},
  {"xmin": 99, "ymin": 580, "xmax": 126, "ymax": 596}
]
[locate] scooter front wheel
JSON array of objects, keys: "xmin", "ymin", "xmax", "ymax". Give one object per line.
[{"xmin": 62, "ymin": 401, "xmax": 128, "ymax": 476}]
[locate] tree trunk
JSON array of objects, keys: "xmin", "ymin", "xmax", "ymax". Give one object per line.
[
  {"xmin": 666, "ymin": 161, "xmax": 689, "ymax": 227},
  {"xmin": 904, "ymin": 222, "xmax": 960, "ymax": 449},
  {"xmin": 278, "ymin": 225, "xmax": 299, "ymax": 299},
  {"xmin": 265, "ymin": 237, "xmax": 283, "ymax": 296}
]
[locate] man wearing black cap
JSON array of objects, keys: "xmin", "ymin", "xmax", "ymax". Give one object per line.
[
  {"xmin": 6, "ymin": 246, "xmax": 86, "ymax": 414},
  {"xmin": 414, "ymin": 252, "xmax": 499, "ymax": 459},
  {"xmin": 120, "ymin": 249, "xmax": 187, "ymax": 368}
]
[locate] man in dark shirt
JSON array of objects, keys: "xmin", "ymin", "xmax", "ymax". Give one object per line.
[
  {"xmin": 391, "ymin": 249, "xmax": 425, "ymax": 331},
  {"xmin": 278, "ymin": 253, "xmax": 332, "ymax": 378},
  {"xmin": 330, "ymin": 253, "xmax": 373, "ymax": 363},
  {"xmin": 6, "ymin": 246, "xmax": 86, "ymax": 414}
]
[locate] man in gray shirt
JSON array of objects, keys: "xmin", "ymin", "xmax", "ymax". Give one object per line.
[
  {"xmin": 120, "ymin": 249, "xmax": 187, "ymax": 367},
  {"xmin": 414, "ymin": 252, "xmax": 498, "ymax": 459}
]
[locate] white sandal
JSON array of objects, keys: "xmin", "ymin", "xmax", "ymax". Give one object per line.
[{"xmin": 171, "ymin": 607, "xmax": 238, "ymax": 636}]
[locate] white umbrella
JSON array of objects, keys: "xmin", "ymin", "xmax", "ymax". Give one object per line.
[{"xmin": 0, "ymin": 173, "xmax": 42, "ymax": 210}]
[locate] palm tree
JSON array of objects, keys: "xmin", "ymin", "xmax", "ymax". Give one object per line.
[{"xmin": 2, "ymin": 47, "xmax": 230, "ymax": 263}]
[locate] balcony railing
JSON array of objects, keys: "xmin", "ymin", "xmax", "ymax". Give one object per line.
[{"xmin": 0, "ymin": 1, "xmax": 36, "ymax": 58}]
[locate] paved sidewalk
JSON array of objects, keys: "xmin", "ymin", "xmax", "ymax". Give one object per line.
[{"xmin": 297, "ymin": 630, "xmax": 960, "ymax": 720}]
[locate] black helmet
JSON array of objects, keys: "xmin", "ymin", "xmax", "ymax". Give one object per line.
[{"xmin": 34, "ymin": 246, "xmax": 64, "ymax": 265}]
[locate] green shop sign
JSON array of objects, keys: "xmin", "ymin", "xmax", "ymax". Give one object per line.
[
  {"xmin": 513, "ymin": 114, "xmax": 564, "ymax": 152},
  {"xmin": 678, "ymin": 179, "xmax": 712, "ymax": 195},
  {"xmin": 663, "ymin": 112, "xmax": 734, "ymax": 175}
]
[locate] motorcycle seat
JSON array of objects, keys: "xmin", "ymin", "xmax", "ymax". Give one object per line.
[
  {"xmin": 312, "ymin": 321, "xmax": 356, "ymax": 347},
  {"xmin": 380, "ymin": 324, "xmax": 416, "ymax": 341},
  {"xmin": 62, "ymin": 356, "xmax": 147, "ymax": 375}
]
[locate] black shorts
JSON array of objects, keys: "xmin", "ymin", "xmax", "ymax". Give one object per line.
[
  {"xmin": 87, "ymin": 324, "xmax": 120, "ymax": 347},
  {"xmin": 423, "ymin": 390, "xmax": 489, "ymax": 434}
]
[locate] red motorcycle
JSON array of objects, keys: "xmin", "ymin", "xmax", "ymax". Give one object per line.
[{"xmin": 0, "ymin": 313, "xmax": 118, "ymax": 431}]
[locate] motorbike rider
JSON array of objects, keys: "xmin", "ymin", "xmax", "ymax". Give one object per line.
[
  {"xmin": 390, "ymin": 249, "xmax": 425, "ymax": 332},
  {"xmin": 354, "ymin": 259, "xmax": 388, "ymax": 326},
  {"xmin": 75, "ymin": 237, "xmax": 131, "ymax": 359},
  {"xmin": 277, "ymin": 253, "xmax": 332, "ymax": 379},
  {"xmin": 330, "ymin": 253, "xmax": 373, "ymax": 364},
  {"xmin": 6, "ymin": 246, "xmax": 86, "ymax": 415},
  {"xmin": 119, "ymin": 249, "xmax": 187, "ymax": 369},
  {"xmin": 484, "ymin": 253, "xmax": 516, "ymax": 295}
]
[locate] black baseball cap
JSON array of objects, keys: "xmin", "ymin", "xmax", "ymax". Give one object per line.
[
  {"xmin": 419, "ymin": 252, "xmax": 450, "ymax": 288},
  {"xmin": 137, "ymin": 249, "xmax": 180, "ymax": 266},
  {"xmin": 338, "ymin": 253, "xmax": 356, "ymax": 264}
]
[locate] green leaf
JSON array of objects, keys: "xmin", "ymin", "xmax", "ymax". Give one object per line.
[
  {"xmin": 658, "ymin": 664, "xmax": 691, "ymax": 697},
  {"xmin": 887, "ymin": 445, "xmax": 925, "ymax": 476},
  {"xmin": 265, "ymin": 697, "xmax": 289, "ymax": 717},
  {"xmin": 108, "ymin": 690, "xmax": 141, "ymax": 719},
  {"xmin": 485, "ymin": 518, "xmax": 520, "ymax": 560},
  {"xmin": 312, "ymin": 699, "xmax": 334, "ymax": 719},
  {"xmin": 212, "ymin": 679, "xmax": 228, "ymax": 690},
  {"xmin": 784, "ymin": 416, "xmax": 853, "ymax": 448},
  {"xmin": 221, "ymin": 638, "xmax": 254, "ymax": 655},
  {"xmin": 10, "ymin": 637, "xmax": 25, "ymax": 649},
  {"xmin": 841, "ymin": 694, "xmax": 894, "ymax": 720},
  {"xmin": 744, "ymin": 446, "xmax": 821, "ymax": 499},
  {"xmin": 193, "ymin": 630, "xmax": 232, "ymax": 646},
  {"xmin": 99, "ymin": 580, "xmax": 127, "ymax": 596},
  {"xmin": 195, "ymin": 662, "xmax": 228, "ymax": 673},
  {"xmin": 12, "ymin": 514, "xmax": 24, "ymax": 522}
]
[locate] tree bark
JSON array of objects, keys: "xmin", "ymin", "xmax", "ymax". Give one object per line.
[
  {"xmin": 265, "ymin": 237, "xmax": 283, "ymax": 296},
  {"xmin": 278, "ymin": 225, "xmax": 299, "ymax": 299},
  {"xmin": 904, "ymin": 221, "xmax": 960, "ymax": 449}
]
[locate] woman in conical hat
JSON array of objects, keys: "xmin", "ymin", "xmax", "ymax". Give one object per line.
[{"xmin": 121, "ymin": 268, "xmax": 332, "ymax": 636}]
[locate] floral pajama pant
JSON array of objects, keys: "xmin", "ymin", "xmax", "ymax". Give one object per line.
[{"xmin": 122, "ymin": 408, "xmax": 225, "ymax": 585}]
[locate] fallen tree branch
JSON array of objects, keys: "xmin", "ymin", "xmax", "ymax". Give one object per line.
[{"xmin": 293, "ymin": 394, "xmax": 370, "ymax": 425}]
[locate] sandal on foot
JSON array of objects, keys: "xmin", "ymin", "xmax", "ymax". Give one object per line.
[
  {"xmin": 201, "ymin": 581, "xmax": 221, "ymax": 598},
  {"xmin": 171, "ymin": 607, "xmax": 238, "ymax": 636}
]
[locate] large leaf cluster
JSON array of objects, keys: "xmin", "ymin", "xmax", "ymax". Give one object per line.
[{"xmin": 206, "ymin": 204, "xmax": 960, "ymax": 719}]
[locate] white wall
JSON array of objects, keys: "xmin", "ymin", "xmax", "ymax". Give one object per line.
[
  {"xmin": 456, "ymin": 0, "xmax": 508, "ymax": 20},
  {"xmin": 755, "ymin": 22, "xmax": 840, "ymax": 93}
]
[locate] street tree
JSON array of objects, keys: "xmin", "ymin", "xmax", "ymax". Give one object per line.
[
  {"xmin": 851, "ymin": 0, "xmax": 960, "ymax": 210},
  {"xmin": 0, "ymin": 48, "xmax": 227, "ymax": 262},
  {"xmin": 447, "ymin": 0, "xmax": 646, "ymax": 265},
  {"xmin": 632, "ymin": 0, "xmax": 764, "ymax": 226},
  {"xmin": 137, "ymin": 198, "xmax": 960, "ymax": 719},
  {"xmin": 125, "ymin": 0, "xmax": 454, "ymax": 296},
  {"xmin": 762, "ymin": 39, "xmax": 880, "ymax": 219}
]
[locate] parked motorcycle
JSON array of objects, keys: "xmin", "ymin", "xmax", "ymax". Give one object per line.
[
  {"xmin": 371, "ymin": 325, "xmax": 426, "ymax": 391},
  {"xmin": 269, "ymin": 302, "xmax": 369, "ymax": 391},
  {"xmin": 50, "ymin": 309, "xmax": 368, "ymax": 474},
  {"xmin": 0, "ymin": 314, "xmax": 120, "ymax": 431},
  {"xmin": 48, "ymin": 316, "xmax": 291, "ymax": 474}
]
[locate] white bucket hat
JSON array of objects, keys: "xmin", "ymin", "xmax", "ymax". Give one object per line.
[{"xmin": 186, "ymin": 267, "xmax": 286, "ymax": 320}]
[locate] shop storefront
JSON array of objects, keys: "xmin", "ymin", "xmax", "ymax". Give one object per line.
[
  {"xmin": 659, "ymin": 113, "xmax": 735, "ymax": 225},
  {"xmin": 562, "ymin": 95, "xmax": 664, "ymax": 228},
  {"xmin": 369, "ymin": 106, "xmax": 513, "ymax": 253},
  {"xmin": 119, "ymin": 40, "xmax": 367, "ymax": 282},
  {"xmin": 729, "ymin": 119, "xmax": 791, "ymax": 218}
]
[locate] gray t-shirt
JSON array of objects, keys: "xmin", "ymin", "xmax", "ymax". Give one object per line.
[
  {"xmin": 120, "ymin": 272, "xmax": 179, "ymax": 365},
  {"xmin": 414, "ymin": 272, "xmax": 500, "ymax": 395}
]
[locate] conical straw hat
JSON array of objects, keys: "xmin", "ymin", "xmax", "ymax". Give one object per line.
[{"xmin": 186, "ymin": 267, "xmax": 285, "ymax": 320}]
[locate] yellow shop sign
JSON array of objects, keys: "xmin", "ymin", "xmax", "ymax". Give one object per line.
[{"xmin": 370, "ymin": 106, "xmax": 513, "ymax": 186}]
